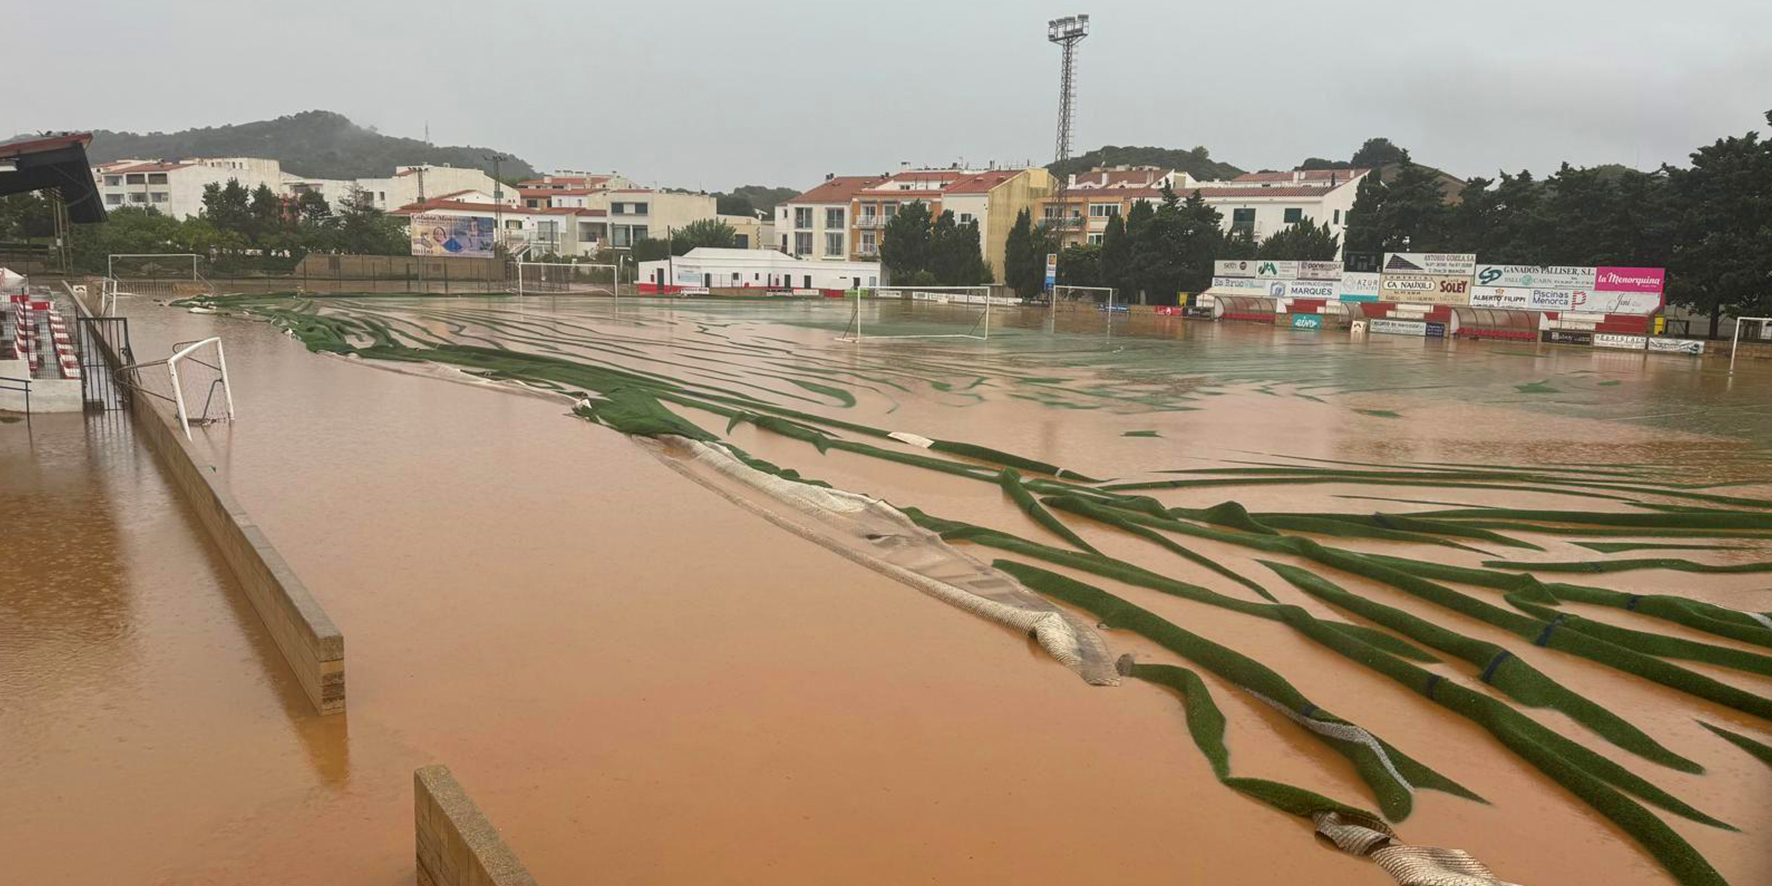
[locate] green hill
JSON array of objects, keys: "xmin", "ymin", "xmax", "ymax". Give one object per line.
[
  {"xmin": 83, "ymin": 110, "xmax": 537, "ymax": 181},
  {"xmin": 1049, "ymin": 145, "xmax": 1244, "ymax": 183}
]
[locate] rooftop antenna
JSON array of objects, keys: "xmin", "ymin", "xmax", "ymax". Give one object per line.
[{"xmin": 1048, "ymin": 14, "xmax": 1090, "ymax": 239}]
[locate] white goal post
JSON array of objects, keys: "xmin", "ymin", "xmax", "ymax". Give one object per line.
[
  {"xmin": 1053, "ymin": 284, "xmax": 1116, "ymax": 305},
  {"xmin": 838, "ymin": 286, "xmax": 1005, "ymax": 342},
  {"xmin": 1730, "ymin": 316, "xmax": 1772, "ymax": 375},
  {"xmin": 106, "ymin": 253, "xmax": 204, "ymax": 310},
  {"xmin": 514, "ymin": 261, "xmax": 619, "ymax": 297},
  {"xmin": 120, "ymin": 337, "xmax": 236, "ymax": 440}
]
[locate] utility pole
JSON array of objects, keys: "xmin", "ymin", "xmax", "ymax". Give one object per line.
[
  {"xmin": 484, "ymin": 153, "xmax": 509, "ymax": 252},
  {"xmin": 1047, "ymin": 14, "xmax": 1089, "ymax": 250}
]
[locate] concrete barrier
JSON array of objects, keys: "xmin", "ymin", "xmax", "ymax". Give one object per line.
[
  {"xmin": 73, "ymin": 293, "xmax": 344, "ymax": 714},
  {"xmin": 415, "ymin": 765, "xmax": 538, "ymax": 886}
]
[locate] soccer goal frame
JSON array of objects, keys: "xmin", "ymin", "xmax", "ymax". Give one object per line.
[
  {"xmin": 1730, "ymin": 316, "xmax": 1772, "ymax": 375},
  {"xmin": 106, "ymin": 253, "xmax": 203, "ymax": 309},
  {"xmin": 513, "ymin": 261, "xmax": 619, "ymax": 297},
  {"xmin": 119, "ymin": 337, "xmax": 236, "ymax": 441},
  {"xmin": 837, "ymin": 286, "xmax": 995, "ymax": 342}
]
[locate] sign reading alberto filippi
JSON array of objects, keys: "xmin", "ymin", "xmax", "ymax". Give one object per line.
[{"xmin": 1382, "ymin": 252, "xmax": 1477, "ymax": 277}]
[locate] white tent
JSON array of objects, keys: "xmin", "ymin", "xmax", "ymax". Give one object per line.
[{"xmin": 0, "ymin": 267, "xmax": 25, "ymax": 294}]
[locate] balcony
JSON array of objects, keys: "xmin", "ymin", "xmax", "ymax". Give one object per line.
[
  {"xmin": 1039, "ymin": 216, "xmax": 1084, "ymax": 230},
  {"xmin": 855, "ymin": 244, "xmax": 880, "ymax": 257},
  {"xmin": 854, "ymin": 215, "xmax": 885, "ymax": 229}
]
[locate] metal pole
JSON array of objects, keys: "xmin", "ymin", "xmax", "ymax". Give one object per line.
[
  {"xmin": 215, "ymin": 340, "xmax": 236, "ymax": 419},
  {"xmin": 1731, "ymin": 317, "xmax": 1741, "ymax": 376}
]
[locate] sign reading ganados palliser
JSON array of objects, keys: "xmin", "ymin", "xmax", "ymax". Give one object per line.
[
  {"xmin": 1474, "ymin": 265, "xmax": 1596, "ymax": 290},
  {"xmin": 1382, "ymin": 252, "xmax": 1477, "ymax": 277}
]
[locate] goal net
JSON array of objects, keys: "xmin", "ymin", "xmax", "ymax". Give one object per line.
[
  {"xmin": 514, "ymin": 261, "xmax": 618, "ymax": 297},
  {"xmin": 107, "ymin": 253, "xmax": 209, "ymax": 307},
  {"xmin": 1731, "ymin": 316, "xmax": 1772, "ymax": 375},
  {"xmin": 838, "ymin": 286, "xmax": 1005, "ymax": 342},
  {"xmin": 1054, "ymin": 284, "xmax": 1116, "ymax": 306},
  {"xmin": 120, "ymin": 337, "xmax": 236, "ymax": 440}
]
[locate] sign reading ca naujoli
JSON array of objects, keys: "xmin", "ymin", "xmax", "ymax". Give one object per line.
[
  {"xmin": 1474, "ymin": 265, "xmax": 1596, "ymax": 290},
  {"xmin": 1382, "ymin": 274, "xmax": 1472, "ymax": 305},
  {"xmin": 1382, "ymin": 252, "xmax": 1477, "ymax": 276}
]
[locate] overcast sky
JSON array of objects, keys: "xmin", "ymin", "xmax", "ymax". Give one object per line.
[{"xmin": 15, "ymin": 0, "xmax": 1772, "ymax": 190}]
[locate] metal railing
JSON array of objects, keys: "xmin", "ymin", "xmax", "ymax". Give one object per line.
[
  {"xmin": 853, "ymin": 216, "xmax": 885, "ymax": 229},
  {"xmin": 0, "ymin": 374, "xmax": 29, "ymax": 417},
  {"xmin": 1040, "ymin": 216, "xmax": 1085, "ymax": 230}
]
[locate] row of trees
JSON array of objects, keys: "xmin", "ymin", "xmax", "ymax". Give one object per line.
[
  {"xmin": 878, "ymin": 202, "xmax": 992, "ymax": 286},
  {"xmin": 999, "ymin": 185, "xmax": 1336, "ymax": 304},
  {"xmin": 1346, "ymin": 111, "xmax": 1772, "ymax": 334}
]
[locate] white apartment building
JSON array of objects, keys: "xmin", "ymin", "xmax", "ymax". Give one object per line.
[
  {"xmin": 1193, "ymin": 169, "xmax": 1368, "ymax": 248},
  {"xmin": 93, "ymin": 157, "xmax": 512, "ymax": 219},
  {"xmin": 777, "ymin": 175, "xmax": 889, "ymax": 261}
]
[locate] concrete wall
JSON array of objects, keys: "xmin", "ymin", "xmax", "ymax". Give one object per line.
[
  {"xmin": 74, "ymin": 296, "xmax": 345, "ymax": 714},
  {"xmin": 415, "ymin": 765, "xmax": 538, "ymax": 886}
]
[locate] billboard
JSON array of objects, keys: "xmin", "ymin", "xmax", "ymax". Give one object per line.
[
  {"xmin": 1291, "ymin": 314, "xmax": 1323, "ymax": 329},
  {"xmin": 1569, "ymin": 289, "xmax": 1663, "ymax": 315},
  {"xmin": 1370, "ymin": 318, "xmax": 1428, "ymax": 336},
  {"xmin": 1337, "ymin": 272, "xmax": 1381, "ymax": 302},
  {"xmin": 1284, "ymin": 279, "xmax": 1337, "ymax": 300},
  {"xmin": 1474, "ymin": 265, "xmax": 1595, "ymax": 290},
  {"xmin": 1215, "ymin": 259, "xmax": 1257, "ymax": 277},
  {"xmin": 1593, "ymin": 267, "xmax": 1666, "ymax": 293},
  {"xmin": 1469, "ymin": 286, "xmax": 1532, "ymax": 309},
  {"xmin": 1382, "ymin": 274, "xmax": 1472, "ymax": 305},
  {"xmin": 1528, "ymin": 289, "xmax": 1577, "ymax": 310},
  {"xmin": 411, "ymin": 213, "xmax": 495, "ymax": 258},
  {"xmin": 1298, "ymin": 261, "xmax": 1344, "ymax": 281},
  {"xmin": 1252, "ymin": 260, "xmax": 1300, "ymax": 279},
  {"xmin": 1210, "ymin": 276, "xmax": 1270, "ymax": 292},
  {"xmin": 1382, "ymin": 252, "xmax": 1477, "ymax": 276}
]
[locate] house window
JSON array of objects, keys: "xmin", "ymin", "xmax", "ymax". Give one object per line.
[
  {"xmin": 1333, "ymin": 209, "xmax": 1341, "ymax": 224},
  {"xmin": 735, "ymin": 234, "xmax": 749, "ymax": 248},
  {"xmin": 103, "ymin": 176, "xmax": 122, "ymax": 187},
  {"xmin": 129, "ymin": 193, "xmax": 146, "ymax": 203},
  {"xmin": 825, "ymin": 232, "xmax": 843, "ymax": 256},
  {"xmin": 126, "ymin": 174, "xmax": 145, "ymax": 185},
  {"xmin": 957, "ymin": 213, "xmax": 974, "ymax": 225},
  {"xmin": 148, "ymin": 173, "xmax": 168, "ymax": 185},
  {"xmin": 1231, "ymin": 208, "xmax": 1256, "ymax": 234},
  {"xmin": 150, "ymin": 192, "xmax": 168, "ymax": 203},
  {"xmin": 825, "ymin": 207, "xmax": 844, "ymax": 228},
  {"xmin": 1283, "ymin": 207, "xmax": 1303, "ymax": 224},
  {"xmin": 794, "ymin": 232, "xmax": 813, "ymax": 254},
  {"xmin": 1087, "ymin": 233, "xmax": 1104, "ymax": 245},
  {"xmin": 105, "ymin": 193, "xmax": 123, "ymax": 205},
  {"xmin": 1088, "ymin": 203, "xmax": 1119, "ymax": 218},
  {"xmin": 794, "ymin": 207, "xmax": 813, "ymax": 229},
  {"xmin": 859, "ymin": 231, "xmax": 877, "ymax": 254}
]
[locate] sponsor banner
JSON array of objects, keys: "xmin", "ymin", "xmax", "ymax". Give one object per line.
[
  {"xmin": 1215, "ymin": 259, "xmax": 1257, "ymax": 277},
  {"xmin": 673, "ymin": 267, "xmax": 704, "ymax": 286},
  {"xmin": 411, "ymin": 213, "xmax": 495, "ymax": 257},
  {"xmin": 1337, "ymin": 271, "xmax": 1381, "ymax": 302},
  {"xmin": 1474, "ymin": 265, "xmax": 1595, "ymax": 290},
  {"xmin": 1649, "ymin": 337, "xmax": 1704, "ymax": 355},
  {"xmin": 1291, "ymin": 313, "xmax": 1323, "ymax": 329},
  {"xmin": 1298, "ymin": 261, "xmax": 1344, "ymax": 281},
  {"xmin": 1426, "ymin": 321, "xmax": 1447, "ymax": 338},
  {"xmin": 1154, "ymin": 305, "xmax": 1185, "ymax": 316},
  {"xmin": 1469, "ymin": 286, "xmax": 1531, "ymax": 309},
  {"xmin": 1529, "ymin": 289, "xmax": 1576, "ymax": 310},
  {"xmin": 1252, "ymin": 260, "xmax": 1300, "ymax": 279},
  {"xmin": 1284, "ymin": 279, "xmax": 1337, "ymax": 300},
  {"xmin": 1382, "ymin": 252, "xmax": 1477, "ymax": 276},
  {"xmin": 1594, "ymin": 333, "xmax": 1646, "ymax": 350},
  {"xmin": 1369, "ymin": 318, "xmax": 1428, "ymax": 337},
  {"xmin": 1044, "ymin": 253, "xmax": 1057, "ymax": 292},
  {"xmin": 1382, "ymin": 274, "xmax": 1472, "ymax": 305},
  {"xmin": 1570, "ymin": 288, "xmax": 1663, "ymax": 315},
  {"xmin": 1211, "ymin": 276, "xmax": 1270, "ymax": 292},
  {"xmin": 1594, "ymin": 266, "xmax": 1665, "ymax": 293},
  {"xmin": 1543, "ymin": 329, "xmax": 1593, "ymax": 345}
]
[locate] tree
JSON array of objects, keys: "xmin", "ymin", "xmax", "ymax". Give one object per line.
[
  {"xmin": 929, "ymin": 211, "xmax": 990, "ymax": 285},
  {"xmin": 333, "ymin": 186, "xmax": 406, "ymax": 255},
  {"xmin": 1127, "ymin": 186, "xmax": 1191, "ymax": 304},
  {"xmin": 0, "ymin": 192, "xmax": 54, "ymax": 240},
  {"xmin": 1057, "ymin": 244, "xmax": 1102, "ymax": 288},
  {"xmin": 249, "ymin": 183, "xmax": 284, "ymax": 246},
  {"xmin": 1217, "ymin": 226, "xmax": 1259, "ymax": 260},
  {"xmin": 1098, "ymin": 213, "xmax": 1131, "ymax": 296},
  {"xmin": 202, "ymin": 180, "xmax": 253, "ymax": 238},
  {"xmin": 1665, "ymin": 111, "xmax": 1772, "ymax": 336},
  {"xmin": 715, "ymin": 195, "xmax": 755, "ymax": 216},
  {"xmin": 879, "ymin": 201, "xmax": 934, "ymax": 282},
  {"xmin": 1004, "ymin": 209, "xmax": 1055, "ymax": 298},
  {"xmin": 1257, "ymin": 216, "xmax": 1340, "ymax": 260},
  {"xmin": 631, "ymin": 238, "xmax": 672, "ymax": 262},
  {"xmin": 1298, "ymin": 157, "xmax": 1354, "ymax": 171},
  {"xmin": 1176, "ymin": 190, "xmax": 1227, "ymax": 296},
  {"xmin": 671, "ymin": 218, "xmax": 738, "ymax": 254},
  {"xmin": 1351, "ymin": 138, "xmax": 1410, "ymax": 168},
  {"xmin": 295, "ymin": 190, "xmax": 331, "ymax": 223}
]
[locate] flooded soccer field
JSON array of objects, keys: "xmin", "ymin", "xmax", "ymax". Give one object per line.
[{"xmin": 6, "ymin": 293, "xmax": 1772, "ymax": 886}]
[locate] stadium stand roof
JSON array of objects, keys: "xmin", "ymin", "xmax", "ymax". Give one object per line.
[{"xmin": 0, "ymin": 132, "xmax": 107, "ymax": 223}]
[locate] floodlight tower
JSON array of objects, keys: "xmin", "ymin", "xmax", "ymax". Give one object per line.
[{"xmin": 1048, "ymin": 15, "xmax": 1089, "ymax": 237}]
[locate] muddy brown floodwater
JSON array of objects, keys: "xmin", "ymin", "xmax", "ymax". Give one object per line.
[{"xmin": 4, "ymin": 294, "xmax": 1770, "ymax": 886}]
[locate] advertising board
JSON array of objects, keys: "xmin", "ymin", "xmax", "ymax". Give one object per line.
[
  {"xmin": 410, "ymin": 213, "xmax": 495, "ymax": 257},
  {"xmin": 1215, "ymin": 259, "xmax": 1256, "ymax": 277},
  {"xmin": 1298, "ymin": 261, "xmax": 1344, "ymax": 281},
  {"xmin": 1369, "ymin": 318, "xmax": 1428, "ymax": 337},
  {"xmin": 1382, "ymin": 274, "xmax": 1472, "ymax": 305},
  {"xmin": 1593, "ymin": 267, "xmax": 1665, "ymax": 293},
  {"xmin": 1284, "ymin": 280, "xmax": 1337, "ymax": 300},
  {"xmin": 1337, "ymin": 272, "xmax": 1381, "ymax": 302},
  {"xmin": 1649, "ymin": 337, "xmax": 1704, "ymax": 355},
  {"xmin": 1528, "ymin": 289, "xmax": 1576, "ymax": 310},
  {"xmin": 1468, "ymin": 286, "xmax": 1531, "ymax": 309},
  {"xmin": 1594, "ymin": 333, "xmax": 1645, "ymax": 350},
  {"xmin": 1543, "ymin": 329, "xmax": 1594, "ymax": 345},
  {"xmin": 1382, "ymin": 253, "xmax": 1477, "ymax": 276},
  {"xmin": 1569, "ymin": 289, "xmax": 1663, "ymax": 315},
  {"xmin": 1252, "ymin": 260, "xmax": 1300, "ymax": 279},
  {"xmin": 1211, "ymin": 276, "xmax": 1271, "ymax": 292},
  {"xmin": 1291, "ymin": 314, "xmax": 1322, "ymax": 329},
  {"xmin": 1474, "ymin": 265, "xmax": 1595, "ymax": 290}
]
